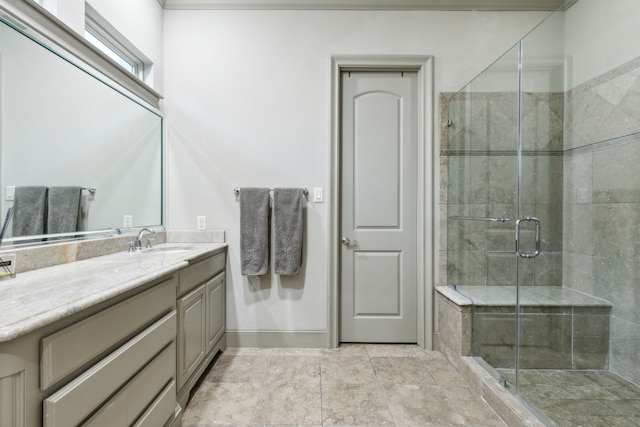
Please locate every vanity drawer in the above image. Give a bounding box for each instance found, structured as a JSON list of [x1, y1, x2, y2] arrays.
[[178, 251, 225, 296], [43, 311, 176, 427], [134, 380, 177, 427], [83, 341, 175, 426], [41, 276, 176, 390]]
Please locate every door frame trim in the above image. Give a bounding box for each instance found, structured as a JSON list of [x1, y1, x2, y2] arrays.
[[328, 55, 435, 349]]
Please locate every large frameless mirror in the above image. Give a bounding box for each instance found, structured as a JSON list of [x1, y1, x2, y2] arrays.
[[0, 10, 163, 247]]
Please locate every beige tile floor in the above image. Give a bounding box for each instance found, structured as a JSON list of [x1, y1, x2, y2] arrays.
[[182, 344, 507, 426]]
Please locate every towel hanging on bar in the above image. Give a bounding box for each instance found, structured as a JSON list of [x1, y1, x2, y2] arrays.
[[239, 188, 271, 275], [273, 188, 305, 275]]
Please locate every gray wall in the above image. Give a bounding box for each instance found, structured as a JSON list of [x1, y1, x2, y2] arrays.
[[563, 56, 640, 384], [442, 90, 564, 288]]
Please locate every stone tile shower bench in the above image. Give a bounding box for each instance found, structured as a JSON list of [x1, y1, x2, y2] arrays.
[[435, 286, 613, 426], [437, 286, 612, 370]]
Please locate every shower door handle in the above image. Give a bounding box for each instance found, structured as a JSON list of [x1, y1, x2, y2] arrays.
[[515, 216, 541, 258]]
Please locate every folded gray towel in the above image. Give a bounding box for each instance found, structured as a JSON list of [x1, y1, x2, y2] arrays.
[[47, 186, 83, 234], [12, 186, 48, 237], [240, 188, 271, 275], [273, 188, 305, 275]]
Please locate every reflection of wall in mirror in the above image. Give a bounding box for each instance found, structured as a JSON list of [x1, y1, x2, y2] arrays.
[[0, 21, 162, 239]]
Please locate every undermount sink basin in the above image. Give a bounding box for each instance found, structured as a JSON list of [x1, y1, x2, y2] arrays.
[[142, 246, 196, 254]]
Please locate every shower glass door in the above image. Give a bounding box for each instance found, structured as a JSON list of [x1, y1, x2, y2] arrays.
[[446, 44, 521, 378], [514, 12, 568, 414]]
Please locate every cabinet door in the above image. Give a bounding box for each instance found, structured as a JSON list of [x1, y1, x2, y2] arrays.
[[0, 354, 28, 427], [206, 272, 226, 353], [177, 285, 206, 390]]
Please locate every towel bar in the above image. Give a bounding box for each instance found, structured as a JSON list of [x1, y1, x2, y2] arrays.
[[233, 187, 308, 196], [9, 186, 96, 195]]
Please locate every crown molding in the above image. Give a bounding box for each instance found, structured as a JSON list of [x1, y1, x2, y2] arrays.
[[162, 0, 564, 11]]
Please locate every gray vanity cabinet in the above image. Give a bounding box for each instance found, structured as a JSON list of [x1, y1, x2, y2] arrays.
[[0, 274, 178, 427], [176, 271, 225, 388], [176, 250, 226, 410], [0, 246, 226, 427]]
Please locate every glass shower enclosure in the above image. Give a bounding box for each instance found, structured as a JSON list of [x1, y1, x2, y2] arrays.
[[444, 0, 640, 424]]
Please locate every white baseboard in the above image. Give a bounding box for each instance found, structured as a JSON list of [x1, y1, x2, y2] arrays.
[[226, 330, 329, 348]]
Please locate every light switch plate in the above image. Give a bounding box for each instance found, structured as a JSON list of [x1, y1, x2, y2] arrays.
[[6, 186, 15, 201], [313, 187, 324, 203]]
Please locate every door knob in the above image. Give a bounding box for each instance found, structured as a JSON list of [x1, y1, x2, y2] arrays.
[[341, 237, 358, 246]]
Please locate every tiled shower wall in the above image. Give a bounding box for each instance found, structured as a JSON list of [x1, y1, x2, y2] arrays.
[[441, 91, 564, 288], [440, 56, 640, 383], [563, 56, 640, 384]]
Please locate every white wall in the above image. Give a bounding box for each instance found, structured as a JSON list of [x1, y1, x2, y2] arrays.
[[53, 0, 85, 33], [564, 0, 640, 89], [163, 9, 548, 338]]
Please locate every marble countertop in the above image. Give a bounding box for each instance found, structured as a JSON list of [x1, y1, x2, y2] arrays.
[[0, 242, 227, 343]]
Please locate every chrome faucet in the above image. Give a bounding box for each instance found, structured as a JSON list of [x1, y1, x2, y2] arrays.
[[135, 227, 155, 250]]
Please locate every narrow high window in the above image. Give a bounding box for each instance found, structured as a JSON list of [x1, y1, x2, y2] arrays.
[[84, 3, 151, 81]]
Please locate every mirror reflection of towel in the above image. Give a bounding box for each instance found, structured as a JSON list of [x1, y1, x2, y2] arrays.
[[13, 186, 48, 237], [47, 186, 82, 234]]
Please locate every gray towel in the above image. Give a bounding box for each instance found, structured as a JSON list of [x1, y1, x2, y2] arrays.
[[240, 188, 271, 275], [273, 188, 305, 275], [12, 186, 48, 237], [47, 186, 83, 234]]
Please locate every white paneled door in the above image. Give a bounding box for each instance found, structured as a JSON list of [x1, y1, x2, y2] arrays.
[[340, 71, 418, 343]]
